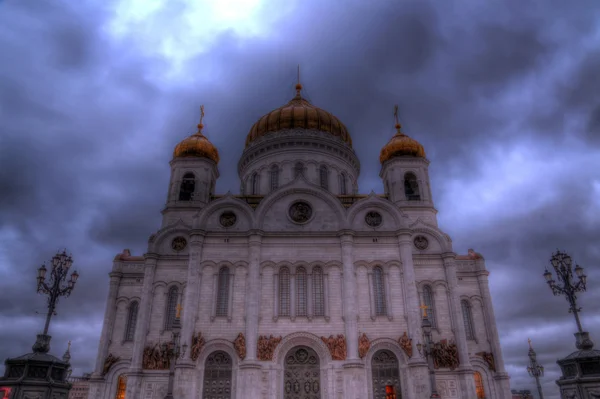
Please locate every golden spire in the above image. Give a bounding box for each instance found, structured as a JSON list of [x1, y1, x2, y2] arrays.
[[394, 104, 402, 133], [196, 105, 205, 134], [295, 64, 302, 97], [528, 338, 533, 350], [419, 302, 429, 318], [176, 304, 183, 319]]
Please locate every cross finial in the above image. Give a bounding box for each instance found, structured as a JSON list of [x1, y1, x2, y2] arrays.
[[67, 340, 71, 351], [197, 105, 205, 133], [528, 338, 533, 349], [176, 304, 183, 319], [295, 65, 303, 96], [419, 302, 429, 318], [394, 104, 402, 133]]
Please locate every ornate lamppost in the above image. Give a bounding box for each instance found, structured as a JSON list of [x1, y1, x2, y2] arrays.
[[417, 304, 441, 399], [543, 250, 591, 349], [526, 338, 544, 399], [164, 305, 188, 399]]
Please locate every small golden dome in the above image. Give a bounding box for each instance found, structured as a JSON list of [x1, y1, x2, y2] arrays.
[[245, 85, 352, 148], [173, 107, 220, 163], [379, 107, 425, 163]]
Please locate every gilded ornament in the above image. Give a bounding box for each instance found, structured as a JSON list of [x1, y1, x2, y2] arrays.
[[379, 105, 425, 163], [476, 351, 496, 372], [257, 335, 282, 361], [171, 236, 187, 252], [173, 105, 220, 163], [398, 332, 413, 359], [233, 333, 246, 360], [321, 334, 347, 361], [358, 333, 371, 359], [190, 332, 205, 362], [431, 339, 460, 370], [102, 353, 120, 375]]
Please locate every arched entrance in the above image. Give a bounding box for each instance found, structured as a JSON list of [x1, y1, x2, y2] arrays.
[[371, 350, 401, 399], [202, 351, 232, 399], [284, 346, 321, 399]]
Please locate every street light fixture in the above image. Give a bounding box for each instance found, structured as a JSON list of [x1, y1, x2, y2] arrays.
[[416, 304, 441, 399], [526, 338, 544, 399], [164, 305, 188, 399]]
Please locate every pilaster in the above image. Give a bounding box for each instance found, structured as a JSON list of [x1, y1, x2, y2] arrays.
[[340, 233, 359, 360], [180, 233, 205, 361], [92, 271, 122, 377], [245, 233, 262, 361]]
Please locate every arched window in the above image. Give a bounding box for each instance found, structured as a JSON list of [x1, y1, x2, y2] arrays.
[[339, 173, 347, 195], [124, 301, 138, 341], [296, 267, 307, 317], [251, 172, 259, 195], [404, 172, 420, 200], [279, 267, 290, 317], [474, 371, 485, 399], [165, 286, 178, 330], [216, 267, 230, 317], [312, 266, 325, 317], [294, 162, 304, 178], [319, 165, 328, 189], [373, 267, 387, 316], [422, 285, 436, 328], [179, 173, 195, 201], [114, 374, 127, 399], [462, 300, 475, 340], [270, 165, 279, 192]]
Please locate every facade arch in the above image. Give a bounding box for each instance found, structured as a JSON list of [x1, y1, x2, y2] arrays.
[[102, 360, 130, 399], [273, 332, 332, 366], [364, 339, 410, 399], [196, 340, 238, 399], [194, 195, 255, 229], [470, 357, 496, 399], [346, 196, 409, 228]]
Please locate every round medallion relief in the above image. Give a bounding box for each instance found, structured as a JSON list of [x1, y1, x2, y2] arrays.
[[171, 236, 187, 252], [413, 235, 429, 250], [288, 201, 313, 224], [365, 211, 382, 227], [219, 211, 237, 227]]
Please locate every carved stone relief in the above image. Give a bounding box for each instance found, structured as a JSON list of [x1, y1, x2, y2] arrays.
[[413, 235, 429, 250], [190, 332, 205, 362], [288, 201, 312, 224], [475, 351, 496, 372], [102, 353, 120, 375], [321, 334, 347, 361], [358, 333, 370, 359], [220, 211, 237, 227], [398, 332, 412, 359], [142, 343, 170, 370], [257, 335, 282, 361], [364, 211, 382, 227], [432, 340, 459, 370], [234, 332, 246, 360], [171, 236, 187, 252]]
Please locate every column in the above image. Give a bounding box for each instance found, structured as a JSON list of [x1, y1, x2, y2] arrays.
[[126, 254, 157, 399], [244, 233, 262, 361], [397, 232, 424, 362], [442, 254, 476, 399], [92, 271, 122, 377], [340, 233, 359, 360]]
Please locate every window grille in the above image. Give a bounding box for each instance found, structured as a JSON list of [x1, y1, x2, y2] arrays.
[[124, 301, 138, 341], [462, 300, 475, 340], [279, 268, 290, 317], [319, 165, 328, 189], [423, 285, 436, 328], [216, 267, 230, 317], [270, 166, 279, 191], [296, 268, 307, 316], [165, 286, 178, 330], [474, 371, 485, 398], [115, 375, 127, 399], [251, 173, 259, 195], [340, 173, 347, 195], [373, 267, 386, 316], [179, 173, 195, 201], [312, 267, 325, 316], [294, 162, 304, 178]]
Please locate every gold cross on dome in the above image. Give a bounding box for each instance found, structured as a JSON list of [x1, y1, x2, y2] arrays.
[[176, 304, 183, 319], [394, 104, 399, 125], [419, 303, 429, 318], [528, 338, 532, 349], [67, 340, 71, 351]]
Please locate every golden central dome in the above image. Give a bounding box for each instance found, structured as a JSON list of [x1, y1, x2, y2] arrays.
[[245, 84, 352, 148], [379, 122, 426, 163], [173, 123, 220, 164]]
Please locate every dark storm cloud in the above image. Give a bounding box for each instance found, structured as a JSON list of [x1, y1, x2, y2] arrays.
[[1, 1, 600, 397]]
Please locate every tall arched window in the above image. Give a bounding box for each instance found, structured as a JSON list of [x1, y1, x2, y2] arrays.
[[422, 285, 436, 328], [474, 371, 485, 399], [251, 172, 259, 195], [404, 172, 420, 200], [319, 165, 328, 189], [179, 173, 195, 201], [294, 162, 304, 178], [270, 165, 279, 192], [124, 301, 138, 341], [165, 286, 178, 330], [296, 267, 307, 317], [373, 267, 387, 316], [462, 300, 475, 340], [216, 267, 230, 317], [339, 173, 347, 195], [279, 267, 290, 317], [312, 266, 325, 317], [114, 374, 127, 399]]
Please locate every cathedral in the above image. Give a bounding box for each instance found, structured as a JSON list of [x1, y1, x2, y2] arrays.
[[87, 82, 512, 399]]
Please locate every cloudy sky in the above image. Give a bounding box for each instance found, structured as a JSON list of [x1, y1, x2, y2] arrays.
[[1, 0, 599, 397]]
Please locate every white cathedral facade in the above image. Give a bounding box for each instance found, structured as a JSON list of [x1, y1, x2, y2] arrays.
[[87, 84, 512, 399]]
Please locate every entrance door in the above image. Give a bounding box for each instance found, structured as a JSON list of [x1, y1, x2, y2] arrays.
[[202, 351, 232, 399], [371, 350, 401, 399], [284, 346, 321, 399]]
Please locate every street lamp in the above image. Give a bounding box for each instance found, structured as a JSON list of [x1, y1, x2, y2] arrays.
[[164, 305, 188, 399], [526, 338, 544, 399], [416, 304, 441, 399], [34, 250, 79, 353], [543, 250, 593, 349]]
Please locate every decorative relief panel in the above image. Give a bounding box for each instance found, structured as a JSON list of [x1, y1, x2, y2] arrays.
[[288, 201, 313, 224], [437, 379, 458, 398], [233, 333, 246, 360], [432, 340, 459, 370], [358, 333, 370, 359], [413, 235, 429, 250], [257, 335, 282, 361], [321, 334, 347, 361], [398, 332, 412, 359], [364, 211, 382, 227], [142, 343, 170, 370], [171, 236, 187, 252], [475, 351, 496, 372], [190, 332, 205, 362], [102, 353, 120, 375], [220, 211, 237, 227]]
